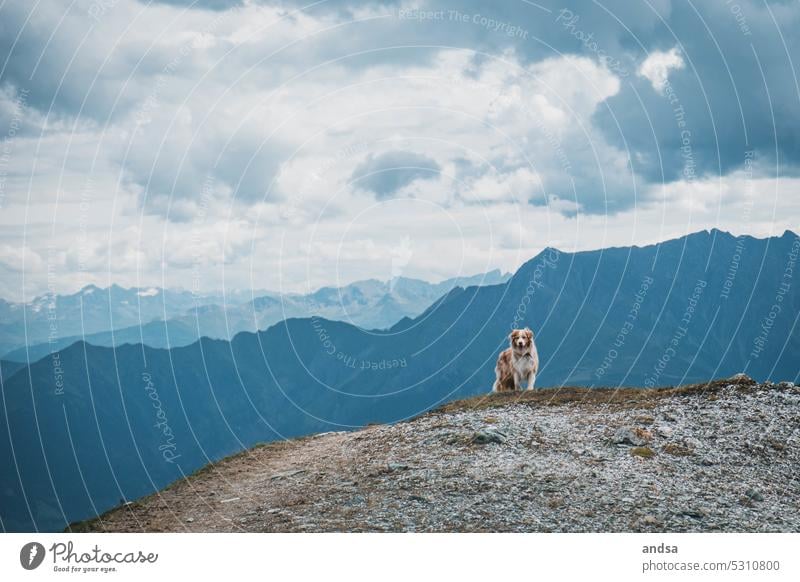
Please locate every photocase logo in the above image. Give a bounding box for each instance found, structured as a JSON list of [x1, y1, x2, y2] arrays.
[[19, 542, 46, 570]]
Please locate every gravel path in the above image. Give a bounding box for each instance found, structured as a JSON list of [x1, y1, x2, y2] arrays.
[[74, 376, 800, 532]]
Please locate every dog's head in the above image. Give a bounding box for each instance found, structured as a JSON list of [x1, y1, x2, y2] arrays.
[[510, 328, 534, 351]]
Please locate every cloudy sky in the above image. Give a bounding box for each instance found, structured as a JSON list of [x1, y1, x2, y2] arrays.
[[0, 0, 798, 300]]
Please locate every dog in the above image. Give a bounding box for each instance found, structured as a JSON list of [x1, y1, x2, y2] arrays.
[[492, 328, 539, 392]]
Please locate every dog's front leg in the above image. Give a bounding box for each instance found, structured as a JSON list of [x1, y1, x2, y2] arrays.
[[526, 373, 536, 391], [513, 372, 522, 391]]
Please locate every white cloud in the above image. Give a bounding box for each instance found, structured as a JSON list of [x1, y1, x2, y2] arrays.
[[3, 2, 796, 301], [460, 167, 543, 204], [0, 245, 44, 272], [0, 42, 631, 297], [637, 46, 685, 93]]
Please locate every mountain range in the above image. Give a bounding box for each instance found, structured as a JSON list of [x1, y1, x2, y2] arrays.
[[0, 229, 797, 532], [0, 285, 216, 358], [0, 271, 510, 364]]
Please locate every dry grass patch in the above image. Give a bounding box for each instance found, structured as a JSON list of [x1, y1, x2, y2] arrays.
[[437, 376, 758, 415], [631, 447, 656, 458], [663, 443, 694, 456]]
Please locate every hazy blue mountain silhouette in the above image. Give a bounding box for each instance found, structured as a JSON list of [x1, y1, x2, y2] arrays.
[[1, 229, 797, 532], [0, 285, 224, 358], [1, 271, 510, 362]]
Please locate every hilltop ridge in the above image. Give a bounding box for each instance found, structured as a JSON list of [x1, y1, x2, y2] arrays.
[[73, 375, 800, 533]]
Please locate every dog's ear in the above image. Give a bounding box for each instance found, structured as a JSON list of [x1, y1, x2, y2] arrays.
[[509, 330, 517, 341], [525, 328, 534, 338]]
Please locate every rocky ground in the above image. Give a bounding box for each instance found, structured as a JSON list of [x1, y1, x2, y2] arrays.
[[74, 375, 800, 532]]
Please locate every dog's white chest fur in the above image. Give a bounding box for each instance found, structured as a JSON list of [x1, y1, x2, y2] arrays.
[[513, 353, 536, 376]]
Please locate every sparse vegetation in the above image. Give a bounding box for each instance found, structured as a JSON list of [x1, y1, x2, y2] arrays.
[[663, 443, 693, 456], [436, 375, 758, 415]]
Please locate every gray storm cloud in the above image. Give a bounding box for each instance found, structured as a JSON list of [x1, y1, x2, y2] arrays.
[[350, 150, 441, 199]]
